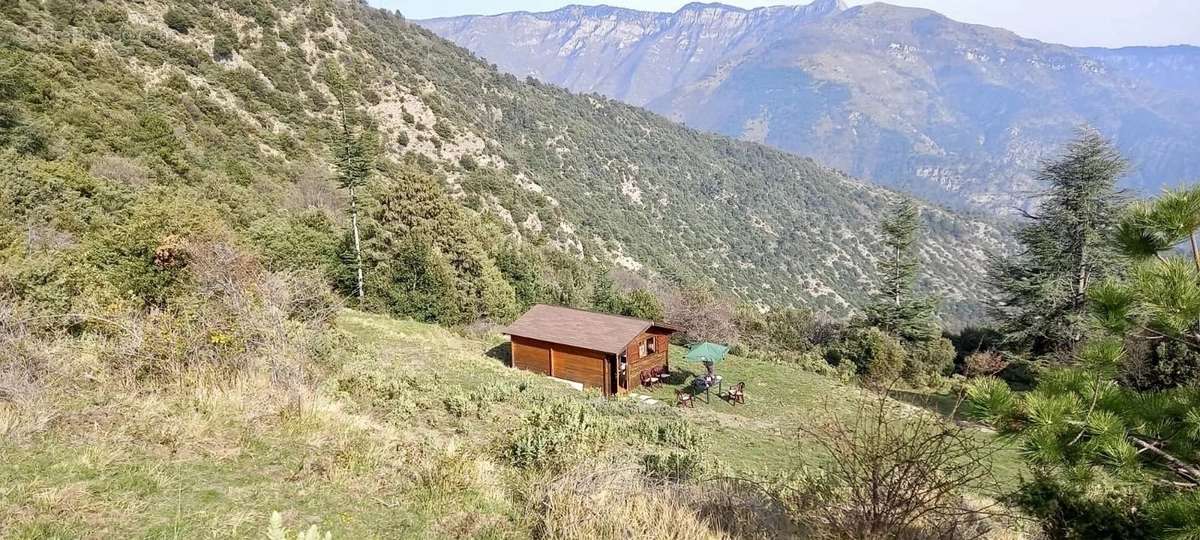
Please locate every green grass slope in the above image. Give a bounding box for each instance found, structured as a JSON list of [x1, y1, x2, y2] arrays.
[[1, 310, 1021, 537]]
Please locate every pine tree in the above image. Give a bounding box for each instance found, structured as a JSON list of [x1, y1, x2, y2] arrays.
[[327, 65, 375, 304], [971, 185, 1200, 539], [368, 232, 467, 324], [967, 341, 1200, 538], [1093, 185, 1200, 388], [865, 198, 936, 341], [493, 241, 546, 311], [359, 163, 517, 322], [990, 127, 1127, 357]]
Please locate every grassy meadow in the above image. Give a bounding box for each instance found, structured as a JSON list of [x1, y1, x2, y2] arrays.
[[2, 309, 1024, 538]]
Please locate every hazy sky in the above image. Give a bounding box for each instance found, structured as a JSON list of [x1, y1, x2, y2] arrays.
[[377, 0, 1200, 48]]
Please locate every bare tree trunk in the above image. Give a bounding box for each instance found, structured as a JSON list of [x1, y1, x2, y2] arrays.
[[350, 186, 364, 303], [1191, 232, 1200, 273], [893, 246, 901, 307], [1131, 436, 1200, 484]]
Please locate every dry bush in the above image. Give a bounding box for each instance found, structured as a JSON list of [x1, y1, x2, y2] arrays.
[[525, 465, 809, 540], [283, 163, 345, 221], [962, 351, 1008, 379], [682, 477, 804, 539], [787, 392, 1013, 540], [88, 155, 151, 187], [20, 222, 76, 252], [663, 286, 739, 344], [0, 299, 58, 440], [100, 239, 341, 383], [527, 466, 727, 540]]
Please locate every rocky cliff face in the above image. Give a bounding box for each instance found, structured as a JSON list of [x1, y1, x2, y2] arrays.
[[421, 1, 1200, 212]]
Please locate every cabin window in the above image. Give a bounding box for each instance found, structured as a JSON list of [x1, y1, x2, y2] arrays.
[[639, 336, 656, 357]]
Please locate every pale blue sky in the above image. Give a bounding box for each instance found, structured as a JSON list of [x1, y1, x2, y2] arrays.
[[376, 0, 1200, 48]]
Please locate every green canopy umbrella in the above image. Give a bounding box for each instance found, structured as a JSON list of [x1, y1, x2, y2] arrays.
[[685, 342, 729, 363], [686, 342, 729, 377]]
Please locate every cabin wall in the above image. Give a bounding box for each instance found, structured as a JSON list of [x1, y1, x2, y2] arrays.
[[551, 343, 608, 390], [627, 328, 671, 388], [511, 336, 551, 375], [509, 336, 608, 392]]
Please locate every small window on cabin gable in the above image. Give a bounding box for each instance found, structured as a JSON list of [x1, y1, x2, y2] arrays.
[[645, 336, 656, 355], [639, 339, 648, 357]]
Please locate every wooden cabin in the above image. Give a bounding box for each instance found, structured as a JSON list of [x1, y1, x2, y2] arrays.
[[503, 304, 677, 396]]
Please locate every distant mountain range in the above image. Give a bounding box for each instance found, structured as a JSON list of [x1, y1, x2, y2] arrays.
[[420, 1, 1200, 211]]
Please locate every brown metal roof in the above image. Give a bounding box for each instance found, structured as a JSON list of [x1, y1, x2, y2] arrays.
[[503, 304, 675, 355]]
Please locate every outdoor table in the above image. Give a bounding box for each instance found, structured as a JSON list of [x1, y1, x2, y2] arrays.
[[691, 375, 723, 403], [684, 342, 729, 404]]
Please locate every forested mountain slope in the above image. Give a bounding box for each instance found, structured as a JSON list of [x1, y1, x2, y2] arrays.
[[422, 1, 1200, 212], [0, 0, 1006, 323]]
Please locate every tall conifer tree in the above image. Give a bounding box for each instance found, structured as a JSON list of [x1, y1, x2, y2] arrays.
[[866, 198, 937, 341], [328, 65, 375, 304], [990, 128, 1127, 356]]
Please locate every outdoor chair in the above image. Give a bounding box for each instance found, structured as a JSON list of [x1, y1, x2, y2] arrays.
[[676, 388, 694, 408], [640, 370, 660, 388], [724, 382, 746, 405]]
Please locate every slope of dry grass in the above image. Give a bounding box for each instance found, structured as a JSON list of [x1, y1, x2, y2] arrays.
[[1, 310, 1026, 538]]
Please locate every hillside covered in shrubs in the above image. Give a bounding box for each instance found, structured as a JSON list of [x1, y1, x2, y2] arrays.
[[0, 0, 1008, 326]]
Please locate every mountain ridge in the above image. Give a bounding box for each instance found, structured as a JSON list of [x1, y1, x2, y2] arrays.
[[419, 1, 1200, 212]]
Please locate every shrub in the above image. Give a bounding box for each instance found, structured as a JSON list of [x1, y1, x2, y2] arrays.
[[508, 400, 614, 471], [212, 30, 238, 61], [93, 5, 127, 27], [162, 8, 193, 34], [0, 107, 49, 157], [997, 358, 1038, 390], [620, 289, 664, 321], [639, 418, 700, 450], [442, 393, 475, 418], [247, 212, 341, 275], [962, 350, 1008, 378], [826, 327, 907, 383], [458, 154, 478, 171], [902, 336, 955, 385], [433, 121, 453, 140], [96, 238, 339, 381], [364, 232, 469, 324], [1011, 473, 1151, 540], [789, 393, 1007, 539], [641, 451, 708, 481], [775, 350, 838, 377], [334, 358, 425, 419], [751, 307, 842, 353], [359, 164, 519, 322], [1119, 339, 1200, 390]]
